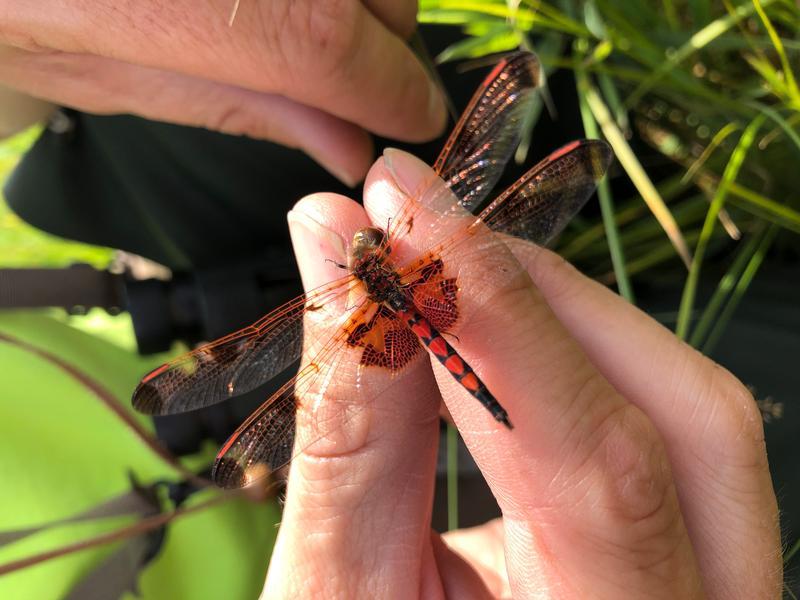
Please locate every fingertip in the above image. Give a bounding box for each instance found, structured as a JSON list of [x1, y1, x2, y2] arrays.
[[393, 72, 448, 142], [381, 147, 435, 196], [288, 193, 367, 290], [362, 0, 419, 40], [306, 129, 374, 188]]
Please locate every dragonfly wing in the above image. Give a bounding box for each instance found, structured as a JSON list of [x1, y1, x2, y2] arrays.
[[394, 141, 612, 363], [212, 378, 302, 489], [212, 297, 427, 489], [434, 51, 541, 212], [384, 51, 541, 251], [480, 139, 613, 245], [401, 255, 459, 333], [132, 275, 357, 415]]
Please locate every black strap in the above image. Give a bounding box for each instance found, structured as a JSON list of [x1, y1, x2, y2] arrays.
[[0, 264, 125, 312]]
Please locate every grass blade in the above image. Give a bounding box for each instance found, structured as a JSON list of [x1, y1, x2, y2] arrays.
[[752, 0, 800, 104], [582, 75, 693, 268], [689, 225, 767, 348], [683, 122, 741, 184], [447, 423, 459, 531], [626, 0, 777, 106], [575, 64, 635, 302], [676, 113, 766, 339], [749, 101, 800, 156], [701, 224, 778, 354]]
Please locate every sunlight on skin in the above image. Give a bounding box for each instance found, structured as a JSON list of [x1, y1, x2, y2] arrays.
[[261, 150, 781, 599]]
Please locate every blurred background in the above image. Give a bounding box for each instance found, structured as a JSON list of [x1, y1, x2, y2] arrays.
[[1, 1, 798, 598]]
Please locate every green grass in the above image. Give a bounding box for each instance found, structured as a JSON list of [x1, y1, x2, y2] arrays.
[[420, 0, 799, 340]]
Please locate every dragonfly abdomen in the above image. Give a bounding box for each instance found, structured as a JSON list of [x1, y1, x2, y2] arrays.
[[398, 309, 512, 429]]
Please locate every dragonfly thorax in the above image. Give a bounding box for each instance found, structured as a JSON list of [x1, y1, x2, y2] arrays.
[[349, 226, 407, 311]]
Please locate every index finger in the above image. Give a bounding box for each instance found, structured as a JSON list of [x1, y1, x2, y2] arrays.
[[1, 0, 446, 143], [365, 149, 703, 598]]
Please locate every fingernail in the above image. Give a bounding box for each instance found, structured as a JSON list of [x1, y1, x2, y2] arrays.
[[383, 147, 433, 197], [287, 206, 348, 290]]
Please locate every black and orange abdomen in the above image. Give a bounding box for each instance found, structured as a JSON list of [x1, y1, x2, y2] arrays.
[[398, 308, 512, 429]]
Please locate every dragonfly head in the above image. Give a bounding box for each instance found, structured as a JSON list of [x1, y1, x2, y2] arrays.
[[349, 226, 388, 267]]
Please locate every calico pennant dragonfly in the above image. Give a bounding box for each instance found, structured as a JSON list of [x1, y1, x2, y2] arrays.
[[132, 51, 613, 489]]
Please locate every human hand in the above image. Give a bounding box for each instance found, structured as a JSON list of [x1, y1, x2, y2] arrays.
[[266, 149, 781, 598], [0, 1, 445, 185]]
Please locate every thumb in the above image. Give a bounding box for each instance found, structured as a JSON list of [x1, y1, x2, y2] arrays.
[[263, 190, 440, 598]]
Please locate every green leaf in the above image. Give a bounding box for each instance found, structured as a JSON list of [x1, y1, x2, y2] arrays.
[[435, 25, 522, 63], [0, 312, 279, 599]]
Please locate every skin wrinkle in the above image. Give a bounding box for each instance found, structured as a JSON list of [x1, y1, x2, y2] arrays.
[[82, 2, 163, 63], [243, 1, 289, 94], [515, 244, 779, 598], [503, 517, 560, 599], [534, 401, 701, 595], [711, 367, 766, 455], [682, 360, 766, 473], [580, 519, 699, 599], [283, 0, 365, 103], [294, 526, 378, 598], [678, 454, 773, 596]]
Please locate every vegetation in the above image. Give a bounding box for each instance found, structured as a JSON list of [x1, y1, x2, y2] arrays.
[[1, 0, 798, 596], [421, 0, 800, 350]]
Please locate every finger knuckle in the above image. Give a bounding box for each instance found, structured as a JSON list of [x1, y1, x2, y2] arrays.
[[205, 103, 259, 137], [519, 242, 582, 305], [555, 397, 693, 581], [591, 402, 677, 531], [307, 0, 360, 55], [702, 361, 767, 470], [278, 0, 362, 83]]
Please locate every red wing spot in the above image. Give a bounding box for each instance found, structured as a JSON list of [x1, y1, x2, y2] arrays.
[[143, 363, 170, 383], [428, 336, 448, 357], [444, 354, 465, 376], [461, 372, 480, 392], [547, 140, 582, 162], [346, 322, 370, 347], [481, 59, 507, 87]]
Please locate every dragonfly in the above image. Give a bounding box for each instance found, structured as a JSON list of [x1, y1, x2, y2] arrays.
[[132, 51, 613, 489]]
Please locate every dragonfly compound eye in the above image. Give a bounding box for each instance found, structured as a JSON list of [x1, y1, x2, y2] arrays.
[[350, 227, 386, 263]]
